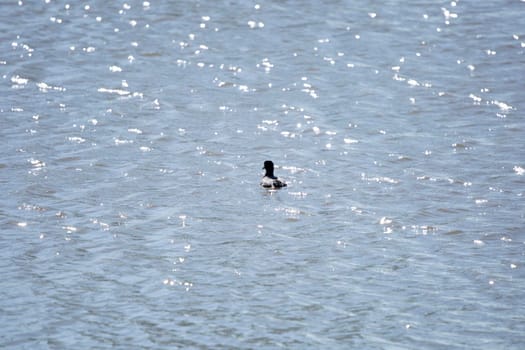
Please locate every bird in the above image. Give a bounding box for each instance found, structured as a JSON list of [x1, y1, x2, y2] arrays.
[[261, 160, 287, 188]]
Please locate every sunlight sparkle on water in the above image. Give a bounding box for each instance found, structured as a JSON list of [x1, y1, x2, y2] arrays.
[[1, 1, 523, 348]]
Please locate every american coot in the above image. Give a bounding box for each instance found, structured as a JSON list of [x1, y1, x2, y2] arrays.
[[261, 160, 287, 188]]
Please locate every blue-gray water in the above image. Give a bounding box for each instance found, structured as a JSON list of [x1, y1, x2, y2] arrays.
[[1, 1, 524, 349]]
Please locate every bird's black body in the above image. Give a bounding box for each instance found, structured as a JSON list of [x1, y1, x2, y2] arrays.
[[261, 160, 287, 188]]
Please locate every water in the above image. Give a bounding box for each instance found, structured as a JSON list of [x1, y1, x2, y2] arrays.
[[1, 1, 524, 348]]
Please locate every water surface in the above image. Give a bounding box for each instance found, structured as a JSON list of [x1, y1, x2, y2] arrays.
[[1, 1, 524, 349]]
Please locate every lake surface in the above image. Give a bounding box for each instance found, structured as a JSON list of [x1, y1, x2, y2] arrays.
[[1, 1, 524, 348]]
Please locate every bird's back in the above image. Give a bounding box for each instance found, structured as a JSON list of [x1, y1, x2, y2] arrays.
[[261, 176, 287, 188]]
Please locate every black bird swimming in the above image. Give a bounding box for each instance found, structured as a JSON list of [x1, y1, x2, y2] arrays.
[[261, 160, 287, 188]]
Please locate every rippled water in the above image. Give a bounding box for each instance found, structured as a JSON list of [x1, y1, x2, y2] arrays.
[[1, 1, 524, 348]]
